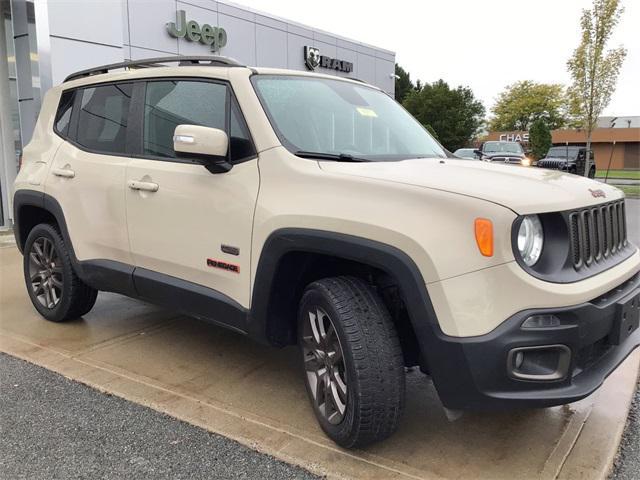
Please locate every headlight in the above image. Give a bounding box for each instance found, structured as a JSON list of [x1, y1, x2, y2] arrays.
[[521, 157, 532, 167], [517, 215, 544, 266]]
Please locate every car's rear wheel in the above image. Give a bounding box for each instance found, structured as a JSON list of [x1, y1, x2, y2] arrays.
[[23, 223, 97, 322], [298, 276, 405, 448]]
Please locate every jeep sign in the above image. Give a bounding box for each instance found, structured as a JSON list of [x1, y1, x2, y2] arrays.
[[304, 46, 353, 73], [166, 10, 227, 52]]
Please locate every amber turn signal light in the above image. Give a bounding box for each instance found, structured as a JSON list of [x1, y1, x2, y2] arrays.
[[474, 218, 494, 257]]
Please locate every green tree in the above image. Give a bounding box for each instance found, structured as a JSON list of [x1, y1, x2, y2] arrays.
[[567, 0, 627, 176], [528, 119, 552, 160], [489, 81, 568, 131], [394, 64, 414, 103], [403, 79, 484, 151]]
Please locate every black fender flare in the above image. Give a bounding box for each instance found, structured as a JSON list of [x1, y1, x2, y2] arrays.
[[12, 189, 136, 296], [248, 228, 488, 406], [248, 228, 440, 342]]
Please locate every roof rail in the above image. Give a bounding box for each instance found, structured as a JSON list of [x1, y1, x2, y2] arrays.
[[63, 56, 245, 83]]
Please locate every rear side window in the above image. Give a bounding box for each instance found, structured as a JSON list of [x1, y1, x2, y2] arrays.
[[143, 80, 255, 162], [76, 83, 133, 155], [54, 90, 75, 138]]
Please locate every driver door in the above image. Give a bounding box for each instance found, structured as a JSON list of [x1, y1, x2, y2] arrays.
[[125, 79, 259, 316]]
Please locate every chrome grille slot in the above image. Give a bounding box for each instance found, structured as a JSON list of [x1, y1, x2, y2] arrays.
[[569, 200, 627, 269]]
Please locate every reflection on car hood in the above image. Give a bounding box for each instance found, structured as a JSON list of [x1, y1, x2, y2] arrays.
[[319, 157, 623, 214]]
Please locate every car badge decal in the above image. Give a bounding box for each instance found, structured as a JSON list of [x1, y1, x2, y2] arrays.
[[589, 188, 606, 198]]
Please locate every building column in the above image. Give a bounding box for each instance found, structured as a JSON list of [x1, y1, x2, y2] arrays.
[[0, 8, 17, 226]]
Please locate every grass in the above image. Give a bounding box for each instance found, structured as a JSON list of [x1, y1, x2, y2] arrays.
[[596, 169, 640, 180], [618, 185, 640, 198]]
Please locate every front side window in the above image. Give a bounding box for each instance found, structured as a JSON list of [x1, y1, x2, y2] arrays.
[[76, 83, 132, 154], [142, 80, 254, 162], [143, 81, 226, 158], [251, 75, 446, 161]]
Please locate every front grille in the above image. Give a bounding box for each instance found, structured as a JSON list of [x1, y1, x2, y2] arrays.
[[491, 156, 521, 163], [569, 200, 627, 269], [539, 160, 568, 170]]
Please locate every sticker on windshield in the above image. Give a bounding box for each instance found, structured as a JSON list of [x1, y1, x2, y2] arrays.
[[356, 107, 378, 118]]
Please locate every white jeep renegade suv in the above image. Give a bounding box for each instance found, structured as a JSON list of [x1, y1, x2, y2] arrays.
[[13, 56, 640, 448]]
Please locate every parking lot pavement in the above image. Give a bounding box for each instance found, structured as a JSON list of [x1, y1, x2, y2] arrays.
[[0, 352, 318, 480], [611, 384, 640, 480]]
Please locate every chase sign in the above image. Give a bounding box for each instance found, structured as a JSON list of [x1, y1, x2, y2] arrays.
[[166, 10, 227, 52]]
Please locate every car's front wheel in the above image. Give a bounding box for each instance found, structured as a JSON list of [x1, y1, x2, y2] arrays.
[[298, 276, 405, 448], [23, 223, 98, 322]]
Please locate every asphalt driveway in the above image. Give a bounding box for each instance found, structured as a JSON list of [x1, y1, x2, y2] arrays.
[[0, 352, 318, 480]]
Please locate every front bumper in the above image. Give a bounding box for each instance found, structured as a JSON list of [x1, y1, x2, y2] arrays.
[[427, 272, 640, 410]]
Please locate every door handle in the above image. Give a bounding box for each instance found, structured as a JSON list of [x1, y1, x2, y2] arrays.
[[52, 168, 75, 178], [128, 180, 159, 192]]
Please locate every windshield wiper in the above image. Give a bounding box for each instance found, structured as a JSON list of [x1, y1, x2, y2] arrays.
[[294, 150, 368, 162]]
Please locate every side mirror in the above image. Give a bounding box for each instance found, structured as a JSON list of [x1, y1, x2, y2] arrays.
[[473, 149, 483, 158], [173, 125, 231, 174]]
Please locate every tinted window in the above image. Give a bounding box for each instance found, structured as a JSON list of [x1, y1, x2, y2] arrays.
[[76, 83, 132, 154], [54, 90, 75, 137], [143, 81, 227, 158]]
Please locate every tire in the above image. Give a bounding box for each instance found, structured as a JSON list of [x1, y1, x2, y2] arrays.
[[298, 276, 405, 448], [588, 167, 596, 179], [23, 223, 98, 322]]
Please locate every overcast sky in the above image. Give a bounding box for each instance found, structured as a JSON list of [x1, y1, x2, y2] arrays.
[[236, 0, 639, 117]]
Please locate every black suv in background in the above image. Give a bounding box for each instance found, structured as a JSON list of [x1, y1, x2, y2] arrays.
[[537, 145, 596, 178]]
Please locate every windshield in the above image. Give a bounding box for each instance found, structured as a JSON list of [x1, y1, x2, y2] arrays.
[[251, 75, 447, 161], [546, 147, 578, 160], [483, 142, 523, 154]]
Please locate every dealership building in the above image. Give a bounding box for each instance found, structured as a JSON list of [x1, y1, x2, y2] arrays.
[[0, 0, 396, 226]]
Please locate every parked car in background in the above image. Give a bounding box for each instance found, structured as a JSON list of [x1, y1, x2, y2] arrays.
[[475, 141, 532, 166], [537, 145, 596, 178], [453, 148, 480, 160]]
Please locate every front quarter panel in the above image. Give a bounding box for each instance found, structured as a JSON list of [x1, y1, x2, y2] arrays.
[[251, 148, 518, 290]]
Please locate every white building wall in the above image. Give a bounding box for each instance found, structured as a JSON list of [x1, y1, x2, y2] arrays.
[[43, 0, 395, 94]]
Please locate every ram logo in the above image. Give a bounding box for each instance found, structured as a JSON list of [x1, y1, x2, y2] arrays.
[[304, 46, 321, 70]]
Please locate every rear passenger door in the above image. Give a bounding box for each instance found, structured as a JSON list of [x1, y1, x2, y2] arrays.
[[125, 79, 259, 315], [46, 83, 133, 266]]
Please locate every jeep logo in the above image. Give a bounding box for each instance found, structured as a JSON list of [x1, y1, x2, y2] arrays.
[[303, 46, 353, 73], [589, 188, 606, 198], [166, 10, 227, 52]]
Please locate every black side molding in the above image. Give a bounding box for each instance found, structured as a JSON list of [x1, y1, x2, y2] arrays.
[[134, 267, 248, 334]]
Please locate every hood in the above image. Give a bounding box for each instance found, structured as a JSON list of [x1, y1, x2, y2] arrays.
[[319, 158, 623, 214]]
